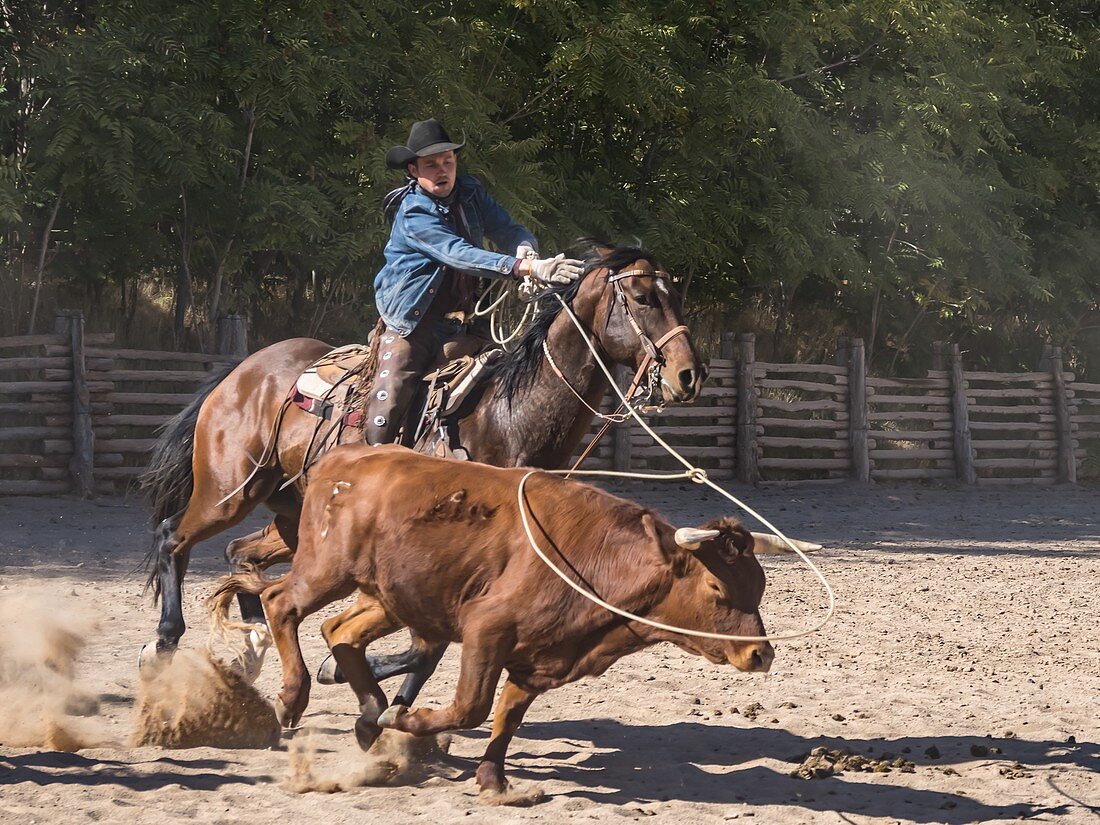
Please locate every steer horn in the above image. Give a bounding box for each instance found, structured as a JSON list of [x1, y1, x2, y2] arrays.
[[750, 532, 823, 555], [674, 527, 721, 549]]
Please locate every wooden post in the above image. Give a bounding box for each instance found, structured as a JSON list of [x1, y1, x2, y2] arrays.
[[55, 309, 94, 498], [1048, 345, 1077, 484], [1037, 343, 1053, 372], [948, 344, 976, 484], [736, 333, 758, 484], [612, 364, 632, 472], [216, 314, 249, 358], [848, 338, 870, 482]]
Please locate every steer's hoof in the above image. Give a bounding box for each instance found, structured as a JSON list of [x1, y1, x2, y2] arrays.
[[475, 762, 508, 794], [137, 642, 173, 680], [316, 654, 345, 685], [274, 697, 301, 730], [376, 703, 407, 729]]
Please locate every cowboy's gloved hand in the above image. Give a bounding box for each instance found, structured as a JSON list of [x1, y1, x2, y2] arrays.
[[515, 243, 538, 261], [528, 253, 585, 285]]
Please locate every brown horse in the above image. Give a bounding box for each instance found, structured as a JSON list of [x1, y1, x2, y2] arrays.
[[140, 244, 707, 685]]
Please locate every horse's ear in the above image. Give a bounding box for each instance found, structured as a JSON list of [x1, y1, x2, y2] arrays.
[[594, 244, 615, 259]]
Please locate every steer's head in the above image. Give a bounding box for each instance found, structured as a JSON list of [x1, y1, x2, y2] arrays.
[[652, 517, 773, 673]]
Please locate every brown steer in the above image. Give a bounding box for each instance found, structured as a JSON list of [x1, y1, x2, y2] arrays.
[[211, 444, 774, 793]]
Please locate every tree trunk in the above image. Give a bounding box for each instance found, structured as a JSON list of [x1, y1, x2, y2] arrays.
[[174, 187, 194, 348], [26, 187, 64, 334]]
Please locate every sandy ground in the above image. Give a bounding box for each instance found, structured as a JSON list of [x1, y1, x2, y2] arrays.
[[0, 482, 1097, 825]]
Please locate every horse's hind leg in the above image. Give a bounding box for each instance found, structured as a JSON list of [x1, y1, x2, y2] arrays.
[[221, 516, 298, 681], [140, 478, 275, 676]]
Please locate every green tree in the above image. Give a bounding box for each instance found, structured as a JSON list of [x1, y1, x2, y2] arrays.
[[1, 0, 1096, 375]]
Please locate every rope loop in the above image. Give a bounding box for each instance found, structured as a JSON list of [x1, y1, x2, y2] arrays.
[[523, 292, 837, 644]]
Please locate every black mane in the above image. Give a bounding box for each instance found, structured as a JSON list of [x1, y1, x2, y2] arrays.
[[491, 241, 659, 403]]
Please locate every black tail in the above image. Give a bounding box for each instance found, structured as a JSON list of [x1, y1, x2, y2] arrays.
[[139, 363, 234, 596]]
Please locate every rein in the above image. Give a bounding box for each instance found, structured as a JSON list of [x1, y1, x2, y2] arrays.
[[541, 264, 689, 470]]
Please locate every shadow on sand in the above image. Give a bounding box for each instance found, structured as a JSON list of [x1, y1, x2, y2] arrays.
[[0, 750, 271, 792], [496, 719, 1093, 823]]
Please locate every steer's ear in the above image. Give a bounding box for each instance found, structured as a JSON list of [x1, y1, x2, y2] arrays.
[[646, 513, 685, 568], [716, 523, 755, 564], [694, 517, 755, 564]]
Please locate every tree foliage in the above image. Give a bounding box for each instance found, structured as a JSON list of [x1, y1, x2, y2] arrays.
[[1, 0, 1097, 373]]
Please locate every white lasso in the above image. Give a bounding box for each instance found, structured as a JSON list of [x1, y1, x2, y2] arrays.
[[513, 293, 836, 643]]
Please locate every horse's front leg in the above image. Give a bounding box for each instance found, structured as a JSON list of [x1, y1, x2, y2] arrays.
[[318, 623, 449, 695]]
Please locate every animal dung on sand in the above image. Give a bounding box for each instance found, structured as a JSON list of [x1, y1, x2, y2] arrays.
[[132, 650, 280, 749]]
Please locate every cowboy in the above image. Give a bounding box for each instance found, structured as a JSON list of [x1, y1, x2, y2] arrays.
[[364, 118, 585, 446]]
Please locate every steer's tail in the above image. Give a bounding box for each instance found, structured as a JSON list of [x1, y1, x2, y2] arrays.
[[207, 567, 286, 649]]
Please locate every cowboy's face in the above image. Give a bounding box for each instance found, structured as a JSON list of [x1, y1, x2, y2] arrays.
[[408, 150, 457, 199]]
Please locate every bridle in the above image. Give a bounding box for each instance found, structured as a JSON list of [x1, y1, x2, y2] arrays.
[[542, 264, 692, 460], [606, 268, 689, 368]]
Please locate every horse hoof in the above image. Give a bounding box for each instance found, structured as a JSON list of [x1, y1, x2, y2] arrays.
[[354, 717, 382, 751], [137, 642, 173, 679], [376, 703, 407, 729], [274, 697, 300, 729], [316, 654, 346, 685]]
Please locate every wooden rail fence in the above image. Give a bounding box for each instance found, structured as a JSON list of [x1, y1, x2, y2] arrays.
[[1, 311, 245, 496], [571, 334, 1090, 485], [0, 314, 1092, 495]]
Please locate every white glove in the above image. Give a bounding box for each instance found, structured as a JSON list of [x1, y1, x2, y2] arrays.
[[515, 243, 538, 261], [528, 253, 585, 285]]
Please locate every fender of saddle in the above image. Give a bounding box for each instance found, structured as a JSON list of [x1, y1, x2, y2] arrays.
[[422, 348, 503, 417]]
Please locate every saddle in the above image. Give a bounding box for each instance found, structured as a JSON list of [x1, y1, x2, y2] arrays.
[[292, 343, 375, 427], [411, 348, 502, 460], [291, 338, 500, 463]]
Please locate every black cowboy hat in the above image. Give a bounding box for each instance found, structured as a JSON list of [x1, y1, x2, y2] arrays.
[[385, 118, 465, 169]]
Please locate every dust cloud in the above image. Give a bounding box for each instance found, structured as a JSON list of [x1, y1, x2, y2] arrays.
[[132, 649, 281, 749], [0, 590, 108, 751], [285, 728, 454, 792]]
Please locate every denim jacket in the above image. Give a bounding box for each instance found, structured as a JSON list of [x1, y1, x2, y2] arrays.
[[374, 174, 537, 335]]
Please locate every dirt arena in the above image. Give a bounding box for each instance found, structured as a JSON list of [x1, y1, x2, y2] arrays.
[[0, 482, 1097, 824]]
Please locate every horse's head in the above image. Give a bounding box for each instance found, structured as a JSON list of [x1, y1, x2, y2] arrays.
[[573, 244, 707, 403]]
